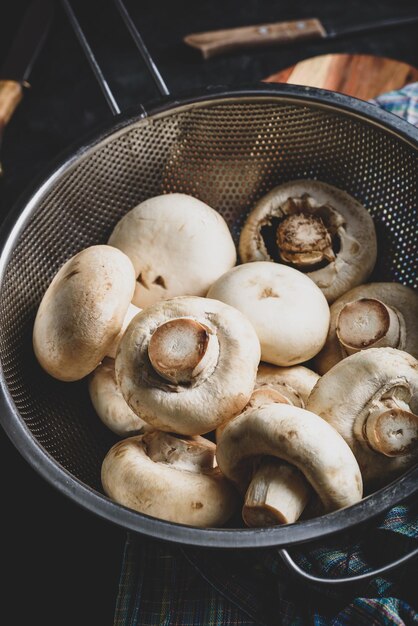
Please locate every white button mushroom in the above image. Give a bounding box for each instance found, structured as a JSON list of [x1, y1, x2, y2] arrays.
[[108, 193, 237, 308], [216, 366, 320, 526], [215, 387, 312, 527], [101, 431, 238, 527], [216, 402, 363, 527], [315, 282, 418, 374], [89, 358, 151, 436], [115, 296, 261, 435], [107, 302, 141, 360], [256, 363, 320, 408], [207, 262, 330, 366], [307, 347, 418, 487], [33, 245, 137, 381], [239, 180, 377, 303]]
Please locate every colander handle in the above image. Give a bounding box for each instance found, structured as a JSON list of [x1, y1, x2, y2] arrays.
[[278, 543, 418, 585], [60, 0, 170, 116]]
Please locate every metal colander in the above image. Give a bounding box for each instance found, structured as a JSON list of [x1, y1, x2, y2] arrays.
[[0, 86, 417, 555]]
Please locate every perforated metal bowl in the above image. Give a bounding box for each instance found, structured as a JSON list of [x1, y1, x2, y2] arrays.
[[0, 85, 417, 552]]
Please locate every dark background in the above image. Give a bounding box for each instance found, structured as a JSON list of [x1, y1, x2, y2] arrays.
[[1, 1, 418, 624]]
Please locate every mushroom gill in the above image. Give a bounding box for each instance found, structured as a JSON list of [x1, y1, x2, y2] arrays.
[[239, 180, 377, 303], [262, 194, 342, 270]]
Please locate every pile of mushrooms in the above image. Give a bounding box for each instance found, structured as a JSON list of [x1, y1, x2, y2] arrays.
[[32, 185, 418, 529]]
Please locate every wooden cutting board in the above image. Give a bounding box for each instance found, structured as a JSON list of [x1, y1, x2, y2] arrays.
[[264, 53, 418, 100]]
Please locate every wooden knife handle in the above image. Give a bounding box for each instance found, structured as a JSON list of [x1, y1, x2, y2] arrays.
[[184, 19, 326, 59], [0, 80, 23, 129], [0, 80, 23, 175]]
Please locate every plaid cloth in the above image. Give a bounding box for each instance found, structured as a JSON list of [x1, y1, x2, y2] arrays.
[[114, 86, 418, 625], [115, 503, 418, 625], [371, 82, 418, 126]]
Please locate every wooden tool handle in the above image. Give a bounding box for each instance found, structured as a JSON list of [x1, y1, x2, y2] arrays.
[[0, 80, 23, 129], [0, 80, 23, 175], [184, 19, 326, 59]]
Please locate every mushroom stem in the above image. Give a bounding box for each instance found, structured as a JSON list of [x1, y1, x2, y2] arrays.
[[148, 317, 219, 384], [241, 387, 311, 527], [276, 212, 335, 268], [144, 431, 215, 472], [336, 298, 402, 355], [364, 398, 418, 457], [242, 458, 311, 527], [108, 303, 141, 359]]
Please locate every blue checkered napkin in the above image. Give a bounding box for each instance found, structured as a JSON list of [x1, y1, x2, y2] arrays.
[[115, 501, 418, 626], [371, 82, 418, 125], [261, 502, 418, 625]]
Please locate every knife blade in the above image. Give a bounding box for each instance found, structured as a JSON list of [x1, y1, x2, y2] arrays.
[[0, 0, 54, 175], [184, 15, 418, 60]]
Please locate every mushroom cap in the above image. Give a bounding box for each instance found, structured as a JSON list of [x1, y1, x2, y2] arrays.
[[115, 296, 261, 435], [33, 245, 135, 381], [239, 180, 377, 303], [216, 403, 363, 512], [307, 347, 418, 486], [101, 432, 238, 527], [108, 193, 237, 308], [315, 282, 418, 374], [256, 363, 320, 407], [107, 303, 141, 360], [207, 262, 330, 366], [89, 358, 151, 437]]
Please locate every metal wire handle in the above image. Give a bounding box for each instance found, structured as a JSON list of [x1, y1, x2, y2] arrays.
[[60, 0, 121, 114], [113, 0, 169, 97], [60, 0, 170, 115], [279, 544, 418, 585]]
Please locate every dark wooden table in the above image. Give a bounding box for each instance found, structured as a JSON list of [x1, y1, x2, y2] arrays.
[[1, 1, 417, 624]]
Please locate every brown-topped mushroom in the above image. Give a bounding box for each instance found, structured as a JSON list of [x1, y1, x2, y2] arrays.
[[239, 180, 377, 303], [315, 282, 418, 374], [108, 193, 237, 308], [207, 262, 330, 366], [216, 401, 363, 527], [102, 431, 238, 527], [307, 348, 418, 488], [89, 358, 151, 436], [33, 245, 137, 381], [115, 296, 261, 435]]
